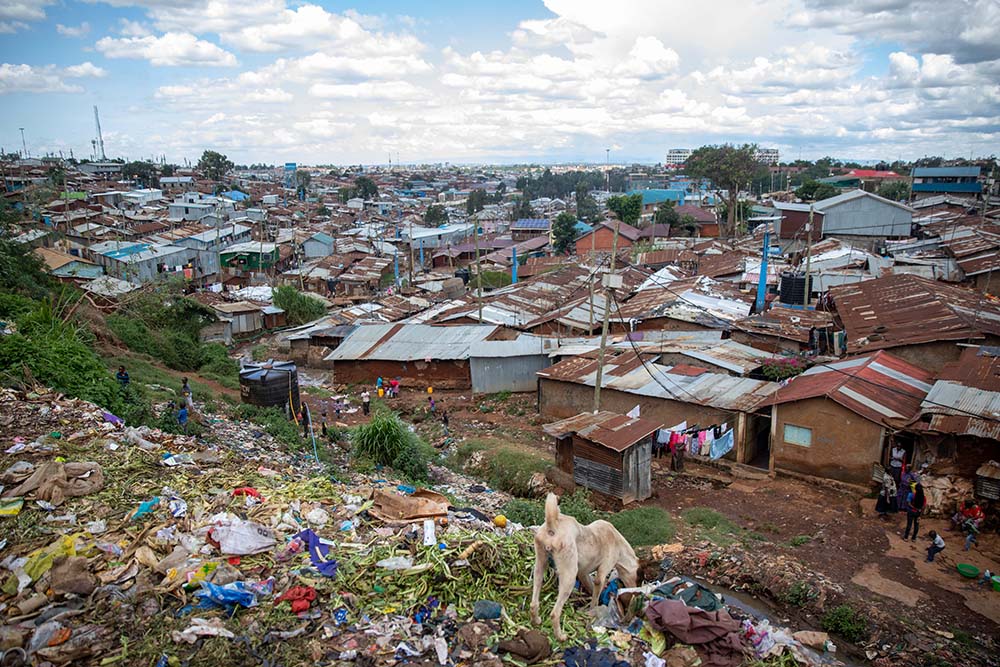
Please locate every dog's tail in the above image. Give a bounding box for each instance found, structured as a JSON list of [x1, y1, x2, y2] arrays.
[[544, 492, 560, 527]]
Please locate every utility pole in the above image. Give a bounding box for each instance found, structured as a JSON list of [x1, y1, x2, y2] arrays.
[[588, 227, 596, 331], [803, 204, 814, 306], [408, 217, 414, 287], [593, 221, 620, 412], [474, 219, 483, 321]]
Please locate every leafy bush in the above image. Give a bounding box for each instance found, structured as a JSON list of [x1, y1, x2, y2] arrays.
[[273, 285, 326, 325], [760, 356, 809, 381], [789, 535, 811, 547], [502, 498, 545, 526], [558, 488, 600, 524], [780, 581, 818, 607], [251, 344, 269, 361], [236, 404, 302, 447], [821, 604, 869, 643], [352, 408, 432, 481], [609, 507, 675, 546], [0, 292, 37, 320]]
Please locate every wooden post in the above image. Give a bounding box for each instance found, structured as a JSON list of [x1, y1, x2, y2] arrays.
[[593, 221, 620, 412]]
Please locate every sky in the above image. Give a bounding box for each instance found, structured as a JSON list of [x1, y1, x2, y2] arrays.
[[0, 0, 998, 166]]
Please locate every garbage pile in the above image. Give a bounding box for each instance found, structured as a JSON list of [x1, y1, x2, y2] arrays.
[[0, 387, 871, 665]]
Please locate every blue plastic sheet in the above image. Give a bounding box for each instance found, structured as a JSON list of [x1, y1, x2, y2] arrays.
[[191, 579, 274, 614], [293, 529, 339, 577]]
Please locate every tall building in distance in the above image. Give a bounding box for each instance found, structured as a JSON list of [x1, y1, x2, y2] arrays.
[[665, 148, 693, 165], [755, 147, 780, 165], [666, 146, 780, 166]]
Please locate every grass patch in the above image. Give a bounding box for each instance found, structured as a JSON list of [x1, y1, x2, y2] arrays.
[[609, 507, 674, 546], [682, 507, 740, 546], [821, 604, 869, 643], [779, 581, 817, 607], [351, 407, 437, 482], [500, 492, 675, 546], [789, 535, 812, 547], [251, 344, 269, 361], [682, 507, 736, 532], [235, 404, 303, 448], [453, 439, 549, 497]]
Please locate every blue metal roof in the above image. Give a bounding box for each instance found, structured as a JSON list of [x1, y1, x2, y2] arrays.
[[628, 189, 686, 205], [912, 166, 981, 178], [222, 190, 250, 201], [512, 218, 551, 229], [912, 182, 982, 193], [309, 232, 335, 245]]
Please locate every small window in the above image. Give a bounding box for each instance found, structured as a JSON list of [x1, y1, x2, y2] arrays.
[[783, 424, 812, 447]]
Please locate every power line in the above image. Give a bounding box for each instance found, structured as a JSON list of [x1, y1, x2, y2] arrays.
[[614, 255, 1000, 424]]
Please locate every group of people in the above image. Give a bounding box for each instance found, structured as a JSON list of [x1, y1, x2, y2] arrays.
[[877, 444, 988, 563], [117, 366, 195, 433], [374, 376, 401, 399]]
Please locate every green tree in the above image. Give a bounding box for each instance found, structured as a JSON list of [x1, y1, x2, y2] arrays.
[[122, 161, 157, 187], [575, 185, 601, 223], [273, 285, 327, 325], [675, 214, 699, 237], [316, 204, 331, 216], [513, 198, 535, 220], [877, 180, 910, 202], [653, 200, 679, 227], [295, 169, 311, 190], [0, 202, 49, 297], [552, 211, 579, 254], [355, 176, 378, 199], [607, 193, 642, 226], [46, 166, 66, 188], [795, 179, 839, 201], [338, 186, 358, 203], [424, 204, 448, 224], [196, 150, 234, 182], [466, 189, 487, 215], [161, 164, 176, 177], [684, 144, 766, 237]]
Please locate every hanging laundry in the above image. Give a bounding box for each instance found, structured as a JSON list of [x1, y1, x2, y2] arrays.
[[700, 430, 714, 457], [627, 405, 641, 419], [710, 429, 734, 460]]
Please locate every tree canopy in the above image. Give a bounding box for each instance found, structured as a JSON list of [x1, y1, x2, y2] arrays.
[[877, 180, 910, 202], [795, 179, 840, 202], [518, 168, 607, 200], [512, 198, 535, 220], [607, 193, 642, 226], [355, 176, 378, 199], [197, 151, 234, 182], [575, 185, 601, 223], [653, 200, 679, 227], [552, 212, 579, 255], [684, 144, 766, 237], [466, 189, 488, 215], [424, 204, 448, 225]]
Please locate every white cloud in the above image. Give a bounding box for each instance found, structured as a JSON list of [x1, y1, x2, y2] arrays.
[[117, 18, 150, 36], [56, 21, 89, 37], [309, 81, 424, 100], [0, 61, 104, 94], [64, 61, 106, 77], [0, 21, 28, 32], [790, 0, 1000, 64], [0, 0, 52, 22], [96, 32, 238, 67]]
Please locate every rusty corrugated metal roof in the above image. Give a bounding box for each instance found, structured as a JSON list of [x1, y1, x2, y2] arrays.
[[766, 350, 932, 424], [830, 273, 1000, 353], [734, 306, 836, 344], [920, 347, 1000, 438], [543, 411, 663, 452]]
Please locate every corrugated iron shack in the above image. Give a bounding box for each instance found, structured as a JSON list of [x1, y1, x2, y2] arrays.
[[543, 411, 662, 504]]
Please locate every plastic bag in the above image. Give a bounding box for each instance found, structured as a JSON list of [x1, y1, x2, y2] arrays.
[[376, 556, 413, 570], [212, 519, 275, 555], [193, 580, 269, 612]]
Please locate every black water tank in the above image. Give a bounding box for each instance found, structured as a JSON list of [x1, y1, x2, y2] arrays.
[[239, 360, 301, 414], [779, 272, 811, 305]]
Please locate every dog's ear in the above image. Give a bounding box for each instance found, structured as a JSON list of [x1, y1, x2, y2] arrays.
[[544, 493, 560, 527]]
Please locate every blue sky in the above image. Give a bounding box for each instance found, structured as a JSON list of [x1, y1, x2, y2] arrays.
[[1, 0, 997, 165]]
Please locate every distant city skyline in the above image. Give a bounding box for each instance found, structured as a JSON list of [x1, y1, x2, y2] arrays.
[[1, 0, 997, 165]]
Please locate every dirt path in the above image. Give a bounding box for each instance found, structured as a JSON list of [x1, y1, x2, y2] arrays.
[[647, 460, 1000, 638]]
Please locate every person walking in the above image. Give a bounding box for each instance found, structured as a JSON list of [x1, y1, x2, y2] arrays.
[[376, 376, 384, 393], [926, 531, 945, 562], [875, 472, 898, 519], [300, 402, 311, 438], [361, 390, 371, 416], [116, 366, 130, 388], [441, 409, 449, 436], [671, 434, 686, 472], [903, 481, 926, 542], [334, 399, 342, 422], [181, 377, 194, 411], [389, 378, 400, 398], [428, 396, 436, 415]]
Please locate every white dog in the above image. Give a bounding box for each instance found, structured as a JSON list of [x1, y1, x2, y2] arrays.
[[530, 492, 638, 640]]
